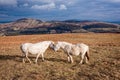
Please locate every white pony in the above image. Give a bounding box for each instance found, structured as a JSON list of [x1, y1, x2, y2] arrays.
[[20, 41, 54, 64], [53, 41, 89, 64]]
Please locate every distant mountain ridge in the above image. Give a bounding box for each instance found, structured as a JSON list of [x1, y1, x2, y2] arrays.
[[0, 18, 120, 36]]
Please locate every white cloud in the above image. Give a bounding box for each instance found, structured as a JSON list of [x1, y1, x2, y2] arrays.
[[29, 0, 53, 3], [0, 0, 17, 6], [59, 4, 67, 10], [31, 3, 56, 10], [28, 0, 78, 10], [28, 0, 78, 5], [23, 3, 29, 7]]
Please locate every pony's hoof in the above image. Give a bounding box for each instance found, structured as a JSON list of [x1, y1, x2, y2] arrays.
[[35, 62, 38, 64], [34, 61, 37, 64], [29, 61, 32, 64], [79, 62, 83, 64], [23, 62, 25, 64], [42, 60, 45, 62], [86, 62, 90, 65], [22, 60, 25, 63], [22, 61, 25, 63], [70, 61, 73, 64]]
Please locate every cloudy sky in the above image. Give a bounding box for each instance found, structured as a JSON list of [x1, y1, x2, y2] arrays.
[[0, 0, 120, 21]]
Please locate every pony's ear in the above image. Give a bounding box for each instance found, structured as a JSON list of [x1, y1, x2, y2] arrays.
[[52, 41, 56, 45], [50, 41, 54, 44]]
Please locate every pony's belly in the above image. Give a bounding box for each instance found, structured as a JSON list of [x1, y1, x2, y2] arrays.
[[28, 48, 40, 54], [73, 53, 79, 56], [28, 47, 47, 54]]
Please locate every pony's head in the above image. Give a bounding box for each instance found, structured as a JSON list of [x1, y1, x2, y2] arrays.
[[49, 41, 55, 48], [52, 42, 61, 52]]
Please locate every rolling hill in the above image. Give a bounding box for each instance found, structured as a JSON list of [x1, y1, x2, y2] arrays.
[[0, 18, 120, 36]]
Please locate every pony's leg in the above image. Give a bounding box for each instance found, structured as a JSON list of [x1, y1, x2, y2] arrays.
[[22, 54, 25, 63], [26, 55, 31, 63], [85, 56, 89, 64], [25, 52, 31, 63], [41, 53, 44, 61], [69, 55, 73, 63], [67, 54, 70, 62], [23, 58, 25, 63], [35, 53, 41, 64], [85, 50, 89, 64], [79, 53, 85, 64], [21, 52, 25, 63], [67, 56, 70, 62], [67, 52, 71, 62]]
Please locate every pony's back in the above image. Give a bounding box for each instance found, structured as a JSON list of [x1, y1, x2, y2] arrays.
[[58, 41, 72, 45], [76, 43, 89, 51]]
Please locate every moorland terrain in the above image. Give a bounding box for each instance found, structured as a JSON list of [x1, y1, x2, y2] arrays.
[[0, 33, 119, 80]]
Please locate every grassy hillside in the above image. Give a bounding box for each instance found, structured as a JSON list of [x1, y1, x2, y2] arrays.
[[0, 33, 120, 80], [0, 18, 120, 36]]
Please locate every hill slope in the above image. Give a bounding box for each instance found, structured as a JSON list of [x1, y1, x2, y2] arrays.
[[0, 18, 120, 36]]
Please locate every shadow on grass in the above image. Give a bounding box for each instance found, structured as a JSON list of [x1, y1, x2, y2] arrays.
[[0, 55, 66, 63], [0, 55, 22, 62], [45, 57, 67, 63]]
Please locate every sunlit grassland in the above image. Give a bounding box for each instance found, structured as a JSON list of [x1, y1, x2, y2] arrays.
[[0, 33, 120, 80]]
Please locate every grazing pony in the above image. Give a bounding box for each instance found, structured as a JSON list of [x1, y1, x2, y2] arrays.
[[20, 41, 54, 63], [53, 41, 89, 64]]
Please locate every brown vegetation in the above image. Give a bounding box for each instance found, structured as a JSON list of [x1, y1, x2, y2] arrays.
[[0, 18, 120, 36], [0, 33, 120, 80]]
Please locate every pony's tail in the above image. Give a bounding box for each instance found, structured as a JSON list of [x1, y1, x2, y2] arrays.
[[20, 44, 24, 53], [20, 44, 25, 57], [20, 44, 26, 63], [85, 49, 89, 61]]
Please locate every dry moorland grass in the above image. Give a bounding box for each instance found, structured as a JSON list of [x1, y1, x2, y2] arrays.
[[0, 33, 120, 80]]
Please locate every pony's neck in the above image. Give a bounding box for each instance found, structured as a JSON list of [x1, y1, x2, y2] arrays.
[[43, 41, 52, 47], [59, 42, 67, 49], [47, 41, 52, 46]]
